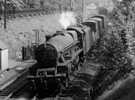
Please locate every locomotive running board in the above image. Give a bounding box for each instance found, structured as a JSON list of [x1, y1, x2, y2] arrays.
[[35, 68, 67, 78]]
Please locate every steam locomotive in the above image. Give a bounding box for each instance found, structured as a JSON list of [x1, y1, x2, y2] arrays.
[[28, 14, 106, 96]]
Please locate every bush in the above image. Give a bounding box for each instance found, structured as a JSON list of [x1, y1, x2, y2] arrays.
[[87, 33, 131, 70]]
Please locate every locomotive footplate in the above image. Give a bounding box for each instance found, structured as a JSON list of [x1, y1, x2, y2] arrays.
[[37, 68, 67, 78], [27, 68, 68, 80]]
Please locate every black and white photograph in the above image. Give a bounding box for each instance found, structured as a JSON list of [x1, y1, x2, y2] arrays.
[[0, 0, 135, 100]]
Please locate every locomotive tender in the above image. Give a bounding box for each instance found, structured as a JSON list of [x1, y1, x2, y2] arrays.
[[29, 15, 106, 91]]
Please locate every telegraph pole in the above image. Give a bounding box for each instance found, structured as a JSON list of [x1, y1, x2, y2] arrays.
[[70, 0, 73, 11], [3, 0, 7, 29], [82, 0, 85, 21]]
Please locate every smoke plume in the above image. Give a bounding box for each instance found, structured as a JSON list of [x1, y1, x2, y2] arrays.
[[59, 11, 77, 29]]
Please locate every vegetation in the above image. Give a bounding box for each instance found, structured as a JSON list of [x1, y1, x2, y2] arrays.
[[86, 28, 133, 99], [110, 0, 135, 56], [85, 0, 135, 98]]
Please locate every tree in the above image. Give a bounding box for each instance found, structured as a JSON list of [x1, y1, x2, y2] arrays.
[[87, 33, 130, 69], [109, 0, 135, 58]]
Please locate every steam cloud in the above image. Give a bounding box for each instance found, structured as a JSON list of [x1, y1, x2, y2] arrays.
[[59, 11, 77, 29]]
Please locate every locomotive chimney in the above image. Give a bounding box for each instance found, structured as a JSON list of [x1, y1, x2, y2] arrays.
[[46, 35, 52, 41], [44, 34, 52, 48], [61, 28, 67, 33], [44, 34, 46, 48]]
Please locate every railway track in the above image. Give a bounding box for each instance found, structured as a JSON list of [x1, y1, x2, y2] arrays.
[[0, 72, 92, 100], [0, 60, 97, 100], [0, 60, 123, 100], [0, 60, 36, 100]]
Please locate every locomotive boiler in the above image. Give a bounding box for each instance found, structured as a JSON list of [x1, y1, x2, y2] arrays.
[[28, 14, 106, 95]]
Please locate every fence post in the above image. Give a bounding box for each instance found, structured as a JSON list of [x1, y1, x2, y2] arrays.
[[0, 49, 8, 70]]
